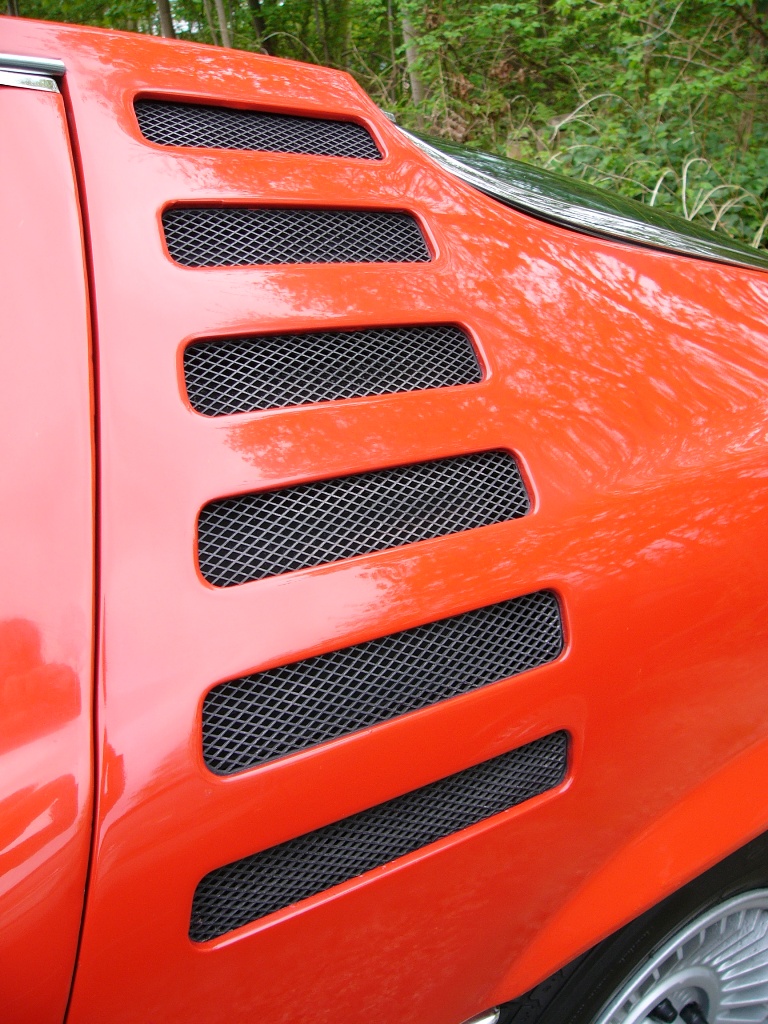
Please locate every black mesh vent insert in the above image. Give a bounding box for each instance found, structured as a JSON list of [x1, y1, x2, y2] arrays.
[[198, 450, 530, 587], [190, 731, 568, 941], [184, 324, 482, 416], [135, 100, 382, 159], [163, 207, 430, 267], [204, 590, 562, 774]]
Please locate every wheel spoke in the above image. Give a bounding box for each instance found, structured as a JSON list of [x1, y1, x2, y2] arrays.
[[593, 892, 768, 1024]]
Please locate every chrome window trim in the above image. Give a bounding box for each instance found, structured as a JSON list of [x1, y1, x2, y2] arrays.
[[406, 129, 768, 274], [0, 69, 59, 93], [0, 53, 65, 77]]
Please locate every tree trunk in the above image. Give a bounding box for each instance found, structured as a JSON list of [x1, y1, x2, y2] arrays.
[[330, 0, 350, 69], [213, 0, 232, 47], [156, 0, 176, 38], [387, 0, 398, 93], [401, 12, 426, 107], [202, 0, 219, 45], [246, 0, 276, 54], [313, 0, 330, 64]]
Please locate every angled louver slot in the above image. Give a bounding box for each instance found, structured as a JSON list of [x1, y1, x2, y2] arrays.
[[162, 207, 430, 266], [197, 450, 530, 586], [190, 731, 568, 941], [184, 324, 482, 416], [204, 590, 563, 773], [135, 99, 382, 159]]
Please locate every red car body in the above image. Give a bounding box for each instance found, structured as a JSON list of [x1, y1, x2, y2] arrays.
[[2, 18, 768, 1024]]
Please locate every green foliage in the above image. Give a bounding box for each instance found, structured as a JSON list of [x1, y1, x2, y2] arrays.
[[391, 0, 768, 249], [12, 0, 768, 250], [19, 0, 155, 32]]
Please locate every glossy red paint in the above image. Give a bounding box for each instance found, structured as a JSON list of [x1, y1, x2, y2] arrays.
[[0, 81, 94, 1024], [5, 18, 768, 1024]]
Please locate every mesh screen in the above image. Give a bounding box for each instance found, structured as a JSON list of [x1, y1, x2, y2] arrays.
[[134, 100, 382, 159], [204, 590, 562, 774], [197, 450, 530, 586], [163, 207, 430, 267], [184, 324, 482, 416], [190, 731, 568, 941]]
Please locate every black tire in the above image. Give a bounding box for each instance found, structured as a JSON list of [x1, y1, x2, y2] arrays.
[[499, 828, 768, 1024]]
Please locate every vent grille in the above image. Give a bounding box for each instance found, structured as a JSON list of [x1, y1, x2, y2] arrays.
[[190, 731, 568, 941], [184, 324, 482, 416], [163, 207, 430, 267], [198, 450, 530, 586], [204, 591, 562, 774], [135, 100, 382, 159]]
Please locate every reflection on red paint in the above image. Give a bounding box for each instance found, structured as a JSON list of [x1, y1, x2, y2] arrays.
[[0, 777, 78, 875], [101, 742, 126, 818], [0, 620, 81, 756], [0, 620, 81, 881]]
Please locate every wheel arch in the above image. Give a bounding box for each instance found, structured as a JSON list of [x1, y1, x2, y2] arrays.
[[492, 731, 768, 1006]]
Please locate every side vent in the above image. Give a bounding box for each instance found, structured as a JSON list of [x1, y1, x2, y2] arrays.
[[204, 590, 562, 773], [184, 324, 482, 416], [134, 99, 382, 159], [190, 731, 568, 941], [197, 450, 530, 586], [162, 207, 430, 266]]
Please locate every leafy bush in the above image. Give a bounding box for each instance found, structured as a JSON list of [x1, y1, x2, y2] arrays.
[[389, 0, 768, 250]]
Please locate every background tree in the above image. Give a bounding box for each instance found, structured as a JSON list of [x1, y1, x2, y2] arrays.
[[156, 0, 174, 36]]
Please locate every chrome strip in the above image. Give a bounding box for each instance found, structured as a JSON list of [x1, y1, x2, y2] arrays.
[[461, 1010, 501, 1024], [405, 129, 768, 274], [0, 53, 66, 76], [0, 69, 59, 93]]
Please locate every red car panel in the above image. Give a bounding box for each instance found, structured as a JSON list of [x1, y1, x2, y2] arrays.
[[0, 79, 94, 1024], [3, 18, 768, 1024]]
